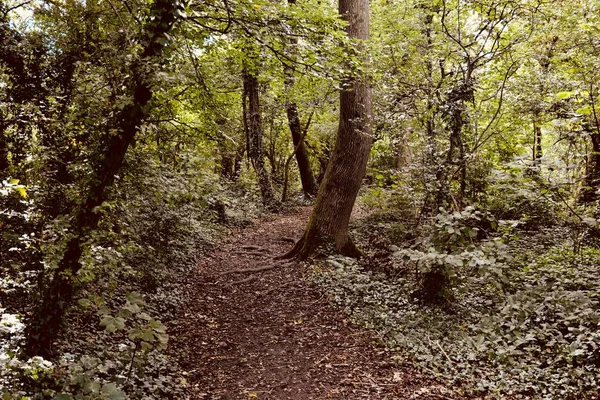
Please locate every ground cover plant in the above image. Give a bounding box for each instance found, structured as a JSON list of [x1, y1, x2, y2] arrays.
[[310, 172, 600, 399]]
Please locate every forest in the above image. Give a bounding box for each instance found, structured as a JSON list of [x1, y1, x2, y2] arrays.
[[1, 0, 600, 398]]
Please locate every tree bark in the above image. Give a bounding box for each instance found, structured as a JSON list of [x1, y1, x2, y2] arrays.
[[282, 0, 371, 259], [580, 130, 600, 203], [282, 0, 318, 197], [242, 68, 276, 205], [579, 86, 600, 203], [0, 121, 8, 174], [24, 0, 183, 358], [285, 101, 318, 197], [533, 117, 542, 166], [282, 112, 313, 202]]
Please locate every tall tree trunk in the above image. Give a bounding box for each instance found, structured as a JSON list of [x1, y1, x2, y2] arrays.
[[283, 0, 318, 197], [531, 36, 556, 171], [283, 0, 371, 259], [24, 0, 183, 358], [437, 77, 472, 208], [242, 68, 276, 205], [579, 87, 600, 203], [582, 132, 600, 203]]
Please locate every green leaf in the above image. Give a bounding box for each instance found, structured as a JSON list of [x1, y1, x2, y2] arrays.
[[78, 298, 92, 308], [14, 186, 27, 198], [142, 328, 155, 342], [101, 383, 126, 400], [575, 105, 592, 115], [100, 315, 126, 332], [556, 91, 574, 100], [126, 291, 145, 306], [53, 395, 73, 400]]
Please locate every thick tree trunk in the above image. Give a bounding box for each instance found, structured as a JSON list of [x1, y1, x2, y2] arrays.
[[283, 0, 371, 259], [24, 0, 182, 358], [242, 68, 276, 205]]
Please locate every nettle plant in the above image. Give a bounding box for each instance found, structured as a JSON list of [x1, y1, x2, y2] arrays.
[[397, 207, 511, 302]]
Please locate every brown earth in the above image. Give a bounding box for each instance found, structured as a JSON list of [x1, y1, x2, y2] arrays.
[[171, 206, 452, 400]]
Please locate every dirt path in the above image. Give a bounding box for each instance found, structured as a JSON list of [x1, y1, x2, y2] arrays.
[[171, 207, 445, 400]]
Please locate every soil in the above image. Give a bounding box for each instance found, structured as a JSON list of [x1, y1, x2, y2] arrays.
[[171, 206, 451, 400]]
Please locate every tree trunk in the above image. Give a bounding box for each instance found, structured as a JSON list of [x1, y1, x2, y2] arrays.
[[579, 87, 600, 204], [285, 101, 318, 197], [282, 0, 318, 197], [0, 121, 8, 174], [580, 131, 600, 203], [437, 78, 472, 208], [24, 0, 183, 358], [283, 0, 371, 259], [282, 112, 313, 202], [242, 68, 276, 205], [534, 122, 543, 163]]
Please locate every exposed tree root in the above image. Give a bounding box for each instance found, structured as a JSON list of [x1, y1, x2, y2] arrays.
[[228, 276, 259, 286], [235, 250, 271, 257], [277, 232, 364, 260], [277, 234, 306, 260], [241, 245, 268, 251], [218, 260, 292, 276]]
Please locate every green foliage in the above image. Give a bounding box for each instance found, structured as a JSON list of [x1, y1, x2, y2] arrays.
[[398, 207, 509, 299], [312, 237, 600, 398]]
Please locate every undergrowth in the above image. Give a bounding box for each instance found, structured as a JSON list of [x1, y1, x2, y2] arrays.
[[311, 214, 600, 399]]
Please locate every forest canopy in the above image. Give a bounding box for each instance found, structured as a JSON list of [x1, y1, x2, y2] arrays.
[[1, 0, 600, 398]]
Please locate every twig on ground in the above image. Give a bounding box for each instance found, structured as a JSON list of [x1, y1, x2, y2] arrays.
[[428, 335, 452, 363]]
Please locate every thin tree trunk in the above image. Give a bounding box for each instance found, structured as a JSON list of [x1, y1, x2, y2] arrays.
[[531, 36, 557, 170], [282, 112, 313, 202], [24, 0, 183, 358], [232, 141, 245, 181], [0, 121, 8, 174], [437, 76, 471, 208], [282, 0, 319, 198], [285, 101, 318, 197], [282, 0, 318, 197], [579, 86, 600, 203], [282, 0, 371, 259], [242, 68, 276, 205], [533, 117, 542, 167]]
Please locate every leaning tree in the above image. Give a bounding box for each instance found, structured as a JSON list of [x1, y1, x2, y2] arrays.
[[284, 0, 372, 259]]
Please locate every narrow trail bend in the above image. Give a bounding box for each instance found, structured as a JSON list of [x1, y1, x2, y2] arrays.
[[171, 206, 444, 400]]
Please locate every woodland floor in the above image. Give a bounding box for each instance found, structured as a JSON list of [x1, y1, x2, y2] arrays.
[[171, 206, 451, 400]]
